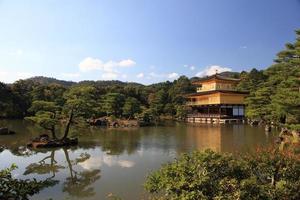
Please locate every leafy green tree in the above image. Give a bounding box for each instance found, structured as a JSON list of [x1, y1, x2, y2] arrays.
[[245, 86, 273, 122], [163, 103, 176, 116], [122, 97, 141, 119], [243, 30, 300, 127], [31, 83, 66, 106], [101, 93, 125, 117], [236, 68, 267, 92], [26, 85, 99, 140], [149, 89, 168, 115], [0, 164, 57, 200], [0, 82, 14, 118], [10, 80, 36, 118], [175, 105, 188, 120], [168, 75, 195, 104], [26, 100, 60, 139]]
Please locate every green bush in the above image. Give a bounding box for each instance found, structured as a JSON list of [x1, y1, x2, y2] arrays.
[[145, 149, 300, 200], [0, 164, 57, 200]]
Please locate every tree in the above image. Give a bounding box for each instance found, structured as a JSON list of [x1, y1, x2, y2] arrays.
[[0, 82, 14, 118], [122, 97, 141, 119], [245, 86, 273, 122], [26, 100, 60, 139], [26, 85, 99, 141], [10, 80, 36, 118], [163, 103, 176, 116], [168, 76, 195, 104], [236, 68, 267, 92], [31, 83, 67, 106], [101, 93, 125, 117], [175, 105, 188, 120], [0, 164, 57, 200], [243, 29, 300, 127], [145, 149, 300, 200], [149, 89, 168, 115]]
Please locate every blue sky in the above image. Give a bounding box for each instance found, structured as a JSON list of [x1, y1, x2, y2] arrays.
[[0, 0, 300, 84]]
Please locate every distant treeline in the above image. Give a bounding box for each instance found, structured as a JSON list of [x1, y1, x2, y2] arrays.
[[0, 30, 299, 129], [0, 75, 196, 122]]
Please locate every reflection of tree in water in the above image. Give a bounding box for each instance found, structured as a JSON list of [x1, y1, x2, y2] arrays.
[[62, 148, 101, 197], [24, 150, 64, 179], [97, 129, 141, 155], [24, 148, 101, 198]]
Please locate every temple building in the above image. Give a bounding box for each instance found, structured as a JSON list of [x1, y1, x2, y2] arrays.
[[186, 73, 248, 123]]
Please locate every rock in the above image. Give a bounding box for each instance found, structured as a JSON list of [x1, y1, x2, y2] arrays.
[[27, 134, 78, 148], [275, 136, 284, 144], [111, 121, 119, 127], [0, 127, 15, 135], [0, 145, 6, 152], [88, 118, 108, 126], [249, 120, 259, 126], [265, 125, 271, 132]]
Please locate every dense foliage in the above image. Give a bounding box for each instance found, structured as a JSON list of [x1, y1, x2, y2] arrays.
[[237, 30, 300, 129], [145, 149, 300, 200], [0, 164, 57, 200], [0, 76, 195, 122]]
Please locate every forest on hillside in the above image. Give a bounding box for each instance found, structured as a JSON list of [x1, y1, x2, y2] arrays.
[[0, 30, 299, 130]]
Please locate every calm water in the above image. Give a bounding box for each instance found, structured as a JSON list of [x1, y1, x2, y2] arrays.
[[0, 120, 279, 200]]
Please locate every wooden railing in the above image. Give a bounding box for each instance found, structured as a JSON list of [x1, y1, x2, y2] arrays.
[[186, 101, 210, 106], [187, 114, 229, 118]]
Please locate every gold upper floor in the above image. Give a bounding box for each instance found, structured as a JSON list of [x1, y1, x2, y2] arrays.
[[187, 74, 248, 105], [193, 74, 240, 93], [186, 91, 247, 105]]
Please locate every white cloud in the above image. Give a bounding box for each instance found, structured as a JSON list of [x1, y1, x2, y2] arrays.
[[16, 72, 34, 79], [167, 72, 179, 79], [118, 160, 135, 168], [190, 66, 195, 71], [196, 65, 232, 77], [0, 70, 34, 83], [148, 72, 180, 80], [119, 59, 136, 67], [79, 157, 102, 170], [79, 154, 135, 169], [136, 73, 144, 78], [79, 57, 135, 80], [79, 57, 136, 72]]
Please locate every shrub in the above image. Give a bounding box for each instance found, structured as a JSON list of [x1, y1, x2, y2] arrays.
[[0, 164, 57, 200], [145, 149, 300, 200]]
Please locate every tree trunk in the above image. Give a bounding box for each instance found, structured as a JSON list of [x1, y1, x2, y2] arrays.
[[51, 126, 57, 140], [63, 148, 74, 179], [62, 109, 74, 140]]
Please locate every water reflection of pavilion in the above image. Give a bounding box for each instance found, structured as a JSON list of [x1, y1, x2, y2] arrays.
[[185, 124, 248, 152]]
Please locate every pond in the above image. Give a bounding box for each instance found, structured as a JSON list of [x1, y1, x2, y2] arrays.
[[0, 120, 279, 200]]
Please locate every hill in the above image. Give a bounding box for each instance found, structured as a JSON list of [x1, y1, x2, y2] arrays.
[[27, 76, 76, 87]]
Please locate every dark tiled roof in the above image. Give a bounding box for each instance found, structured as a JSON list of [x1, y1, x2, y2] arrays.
[[192, 74, 240, 84], [186, 90, 249, 97]]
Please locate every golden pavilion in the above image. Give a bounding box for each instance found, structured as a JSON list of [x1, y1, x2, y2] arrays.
[[186, 73, 248, 123]]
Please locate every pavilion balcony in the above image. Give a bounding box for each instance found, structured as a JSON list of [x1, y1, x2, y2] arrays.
[[187, 113, 230, 119]]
